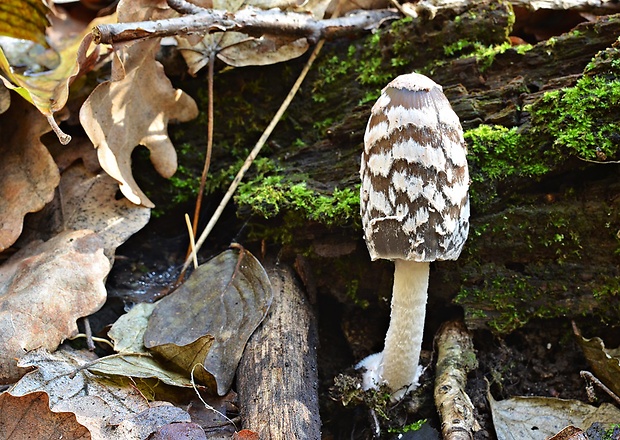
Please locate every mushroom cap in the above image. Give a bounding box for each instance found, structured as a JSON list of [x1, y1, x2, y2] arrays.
[[360, 73, 470, 262]]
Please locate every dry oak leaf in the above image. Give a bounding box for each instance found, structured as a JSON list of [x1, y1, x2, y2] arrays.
[[8, 348, 191, 440], [0, 230, 109, 384], [176, 0, 314, 74], [80, 37, 198, 208], [117, 0, 174, 22], [0, 391, 91, 440], [20, 156, 151, 256], [0, 94, 59, 252]]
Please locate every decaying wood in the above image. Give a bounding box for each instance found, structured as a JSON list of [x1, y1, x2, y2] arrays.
[[92, 9, 400, 44], [434, 320, 479, 440], [424, 0, 620, 14], [237, 263, 320, 440]]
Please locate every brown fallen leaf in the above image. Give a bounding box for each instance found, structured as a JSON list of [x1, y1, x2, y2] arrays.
[[144, 249, 273, 395], [176, 0, 322, 74], [0, 230, 109, 383], [20, 150, 151, 255], [150, 422, 207, 440], [0, 83, 9, 113], [547, 425, 587, 440], [488, 392, 620, 439], [0, 391, 91, 440], [0, 94, 58, 252], [80, 36, 198, 207], [117, 0, 173, 22], [233, 429, 260, 440], [8, 348, 192, 440], [573, 322, 620, 397]]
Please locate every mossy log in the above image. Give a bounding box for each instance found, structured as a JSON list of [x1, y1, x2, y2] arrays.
[[171, 1, 620, 340]]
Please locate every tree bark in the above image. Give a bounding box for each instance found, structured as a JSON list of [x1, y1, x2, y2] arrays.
[[237, 263, 320, 440]]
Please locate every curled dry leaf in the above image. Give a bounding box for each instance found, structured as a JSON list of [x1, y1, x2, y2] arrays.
[[117, 0, 173, 22], [0, 95, 58, 251], [0, 83, 9, 114], [89, 303, 202, 390], [0, 230, 109, 383], [0, 391, 91, 440], [108, 302, 157, 354], [150, 422, 207, 440], [80, 37, 198, 208], [88, 353, 199, 390], [488, 392, 620, 439], [8, 348, 191, 440], [573, 323, 620, 397], [144, 249, 273, 395], [176, 0, 332, 74]]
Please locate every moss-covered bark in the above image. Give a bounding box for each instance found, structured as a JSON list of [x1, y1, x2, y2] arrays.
[[167, 2, 620, 336]]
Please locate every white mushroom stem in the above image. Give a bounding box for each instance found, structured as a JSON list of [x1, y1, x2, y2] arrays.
[[382, 259, 430, 395]]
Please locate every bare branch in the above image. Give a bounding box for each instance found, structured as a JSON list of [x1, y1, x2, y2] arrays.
[[92, 8, 400, 45], [434, 320, 480, 440]]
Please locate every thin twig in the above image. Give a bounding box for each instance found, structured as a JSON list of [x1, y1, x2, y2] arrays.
[[178, 51, 216, 282], [82, 317, 96, 351], [184, 213, 199, 269], [577, 156, 620, 164], [69, 333, 115, 349], [192, 52, 215, 236], [182, 24, 333, 273], [92, 9, 399, 45], [167, 0, 207, 15], [580, 370, 620, 406], [190, 363, 237, 428]]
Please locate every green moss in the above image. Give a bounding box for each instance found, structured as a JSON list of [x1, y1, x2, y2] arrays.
[[455, 271, 532, 334], [465, 125, 548, 208], [388, 419, 427, 434], [331, 374, 392, 420], [593, 277, 620, 300], [455, 269, 573, 334], [235, 172, 360, 228], [604, 424, 620, 440], [529, 75, 620, 162]]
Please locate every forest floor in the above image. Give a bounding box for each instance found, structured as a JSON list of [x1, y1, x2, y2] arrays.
[[101, 207, 619, 440]]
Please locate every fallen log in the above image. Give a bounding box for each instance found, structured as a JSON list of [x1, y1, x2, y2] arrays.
[[237, 263, 320, 439]]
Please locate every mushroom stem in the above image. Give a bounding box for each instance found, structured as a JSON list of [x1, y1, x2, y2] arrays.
[[382, 259, 430, 395]]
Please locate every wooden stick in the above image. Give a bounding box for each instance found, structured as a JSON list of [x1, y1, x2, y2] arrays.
[[237, 263, 320, 439], [434, 320, 480, 440], [92, 9, 399, 45]]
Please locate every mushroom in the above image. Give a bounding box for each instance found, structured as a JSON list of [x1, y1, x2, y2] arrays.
[[357, 73, 470, 398]]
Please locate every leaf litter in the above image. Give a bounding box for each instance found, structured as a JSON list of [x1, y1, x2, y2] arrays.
[[144, 249, 273, 396], [0, 0, 617, 438]]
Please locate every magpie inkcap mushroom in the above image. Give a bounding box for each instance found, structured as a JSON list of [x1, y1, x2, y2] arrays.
[[357, 72, 470, 399]]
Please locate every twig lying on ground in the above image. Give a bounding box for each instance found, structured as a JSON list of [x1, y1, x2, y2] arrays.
[[434, 320, 480, 440], [92, 8, 400, 45]]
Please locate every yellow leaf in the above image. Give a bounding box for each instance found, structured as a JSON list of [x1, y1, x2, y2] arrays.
[[0, 0, 50, 47], [0, 13, 116, 143]]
